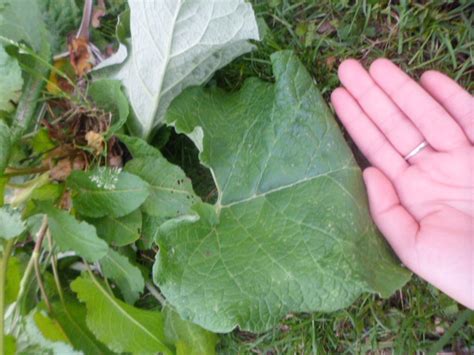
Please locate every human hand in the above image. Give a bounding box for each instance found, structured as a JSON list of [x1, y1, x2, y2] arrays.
[[331, 59, 473, 308]]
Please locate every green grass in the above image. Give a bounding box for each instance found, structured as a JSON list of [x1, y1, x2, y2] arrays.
[[207, 0, 474, 353]]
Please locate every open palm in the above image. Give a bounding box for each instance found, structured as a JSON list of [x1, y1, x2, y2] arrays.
[[331, 59, 473, 308]]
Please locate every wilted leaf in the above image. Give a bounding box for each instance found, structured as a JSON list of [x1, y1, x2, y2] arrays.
[[71, 275, 172, 354], [68, 168, 149, 218], [90, 209, 142, 247], [0, 45, 23, 112], [155, 51, 410, 332], [42, 204, 108, 262], [164, 307, 218, 355], [100, 249, 145, 304], [0, 207, 25, 239], [103, 0, 259, 138]]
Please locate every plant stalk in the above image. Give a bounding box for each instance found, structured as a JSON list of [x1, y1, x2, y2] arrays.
[[0, 239, 15, 355], [33, 217, 51, 312]]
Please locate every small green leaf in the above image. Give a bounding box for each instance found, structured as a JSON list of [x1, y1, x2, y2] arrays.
[[125, 156, 200, 219], [0, 120, 11, 174], [34, 311, 70, 344], [88, 80, 129, 136], [90, 209, 142, 247], [164, 307, 218, 355], [68, 168, 150, 218], [138, 213, 162, 250], [0, 207, 25, 240], [118, 134, 162, 158], [31, 128, 55, 154], [0, 45, 23, 112], [71, 275, 172, 354], [42, 205, 108, 262], [100, 249, 145, 304]]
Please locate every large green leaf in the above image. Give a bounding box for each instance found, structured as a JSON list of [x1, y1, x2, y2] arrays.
[[99, 0, 259, 138], [68, 169, 150, 218], [155, 51, 410, 332], [164, 307, 218, 355], [0, 45, 23, 112], [100, 249, 145, 304], [71, 275, 172, 354], [42, 205, 108, 262], [90, 209, 142, 247]]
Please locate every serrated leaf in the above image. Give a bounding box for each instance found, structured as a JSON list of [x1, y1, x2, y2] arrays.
[[0, 207, 25, 239], [125, 156, 200, 219], [0, 45, 23, 112], [90, 209, 142, 247], [88, 79, 129, 136], [100, 249, 145, 304], [68, 168, 150, 218], [39, 0, 80, 53], [71, 275, 172, 354], [105, 0, 259, 138], [155, 51, 410, 332], [51, 299, 113, 355], [164, 307, 218, 355], [42, 205, 108, 262]]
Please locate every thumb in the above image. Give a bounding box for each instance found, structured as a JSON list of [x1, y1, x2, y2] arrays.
[[363, 167, 419, 266]]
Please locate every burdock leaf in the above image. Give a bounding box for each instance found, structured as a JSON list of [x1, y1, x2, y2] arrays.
[[104, 0, 259, 138], [154, 51, 410, 332]]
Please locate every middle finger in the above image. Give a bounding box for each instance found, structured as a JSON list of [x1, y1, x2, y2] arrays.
[[338, 59, 433, 158]]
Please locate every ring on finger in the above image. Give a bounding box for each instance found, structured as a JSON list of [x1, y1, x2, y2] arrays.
[[404, 141, 429, 160]]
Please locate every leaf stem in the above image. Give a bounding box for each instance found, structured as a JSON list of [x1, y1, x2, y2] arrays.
[[47, 229, 64, 305], [33, 217, 51, 312], [4, 166, 49, 177], [0, 239, 15, 355], [145, 282, 167, 306]]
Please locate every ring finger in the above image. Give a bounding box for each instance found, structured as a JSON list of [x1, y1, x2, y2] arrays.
[[337, 59, 435, 161]]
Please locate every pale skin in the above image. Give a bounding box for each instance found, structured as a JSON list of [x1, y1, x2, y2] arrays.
[[331, 58, 473, 309]]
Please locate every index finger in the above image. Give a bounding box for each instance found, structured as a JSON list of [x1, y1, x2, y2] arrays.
[[369, 59, 470, 151]]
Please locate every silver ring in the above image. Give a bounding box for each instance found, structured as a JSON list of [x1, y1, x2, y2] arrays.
[[404, 141, 428, 160]]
